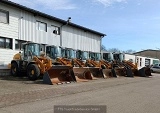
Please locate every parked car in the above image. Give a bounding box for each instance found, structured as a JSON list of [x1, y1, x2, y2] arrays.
[[150, 64, 160, 73]]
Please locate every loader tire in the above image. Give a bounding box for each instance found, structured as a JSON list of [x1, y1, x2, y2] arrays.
[[11, 62, 19, 76], [27, 64, 40, 81]]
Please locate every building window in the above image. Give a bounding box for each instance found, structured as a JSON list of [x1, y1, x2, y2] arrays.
[[15, 40, 27, 50], [51, 25, 60, 35], [36, 21, 47, 32], [0, 37, 12, 49], [0, 9, 9, 24], [0, 38, 5, 48], [140, 58, 142, 67], [40, 44, 45, 52], [6, 38, 11, 49]]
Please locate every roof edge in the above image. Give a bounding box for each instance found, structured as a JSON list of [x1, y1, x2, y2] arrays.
[[1, 0, 106, 37]]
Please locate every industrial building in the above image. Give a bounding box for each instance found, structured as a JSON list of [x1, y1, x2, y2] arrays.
[[0, 0, 105, 65], [124, 54, 159, 69], [134, 49, 160, 60]]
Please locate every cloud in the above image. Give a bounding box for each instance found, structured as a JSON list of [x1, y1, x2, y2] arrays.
[[93, 0, 127, 7], [10, 0, 76, 10]]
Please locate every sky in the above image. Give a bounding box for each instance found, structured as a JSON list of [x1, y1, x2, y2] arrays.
[[11, 0, 160, 52]]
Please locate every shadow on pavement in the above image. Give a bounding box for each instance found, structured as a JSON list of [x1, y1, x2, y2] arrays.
[[0, 75, 44, 84]]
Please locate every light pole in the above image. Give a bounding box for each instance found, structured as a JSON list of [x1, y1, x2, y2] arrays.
[[60, 17, 71, 47]]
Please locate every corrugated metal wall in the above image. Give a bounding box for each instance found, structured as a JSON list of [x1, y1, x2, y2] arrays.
[[0, 3, 19, 39], [19, 10, 61, 46], [0, 2, 102, 65], [19, 10, 101, 52], [62, 26, 101, 52]]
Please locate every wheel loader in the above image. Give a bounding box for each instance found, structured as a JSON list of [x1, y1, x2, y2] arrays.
[[86, 57, 117, 79], [123, 60, 152, 77], [46, 46, 98, 82], [102, 52, 133, 77], [112, 53, 151, 77], [10, 42, 76, 85]]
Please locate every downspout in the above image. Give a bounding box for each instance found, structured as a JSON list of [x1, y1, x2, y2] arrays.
[[60, 17, 71, 47]]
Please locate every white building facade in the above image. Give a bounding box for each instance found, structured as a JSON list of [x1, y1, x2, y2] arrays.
[[124, 54, 159, 69], [0, 0, 105, 65]]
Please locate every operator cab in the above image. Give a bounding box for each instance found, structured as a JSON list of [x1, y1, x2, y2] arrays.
[[82, 51, 89, 61], [22, 42, 42, 60], [113, 53, 124, 62], [65, 48, 76, 59], [76, 50, 83, 60], [89, 52, 97, 60], [46, 46, 62, 60], [94, 53, 101, 61], [102, 52, 114, 62]]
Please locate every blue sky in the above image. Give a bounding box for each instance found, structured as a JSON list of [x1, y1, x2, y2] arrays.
[[11, 0, 160, 52]]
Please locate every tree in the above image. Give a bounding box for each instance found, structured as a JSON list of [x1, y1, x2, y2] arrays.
[[106, 48, 136, 54], [107, 48, 121, 53], [123, 49, 136, 54]]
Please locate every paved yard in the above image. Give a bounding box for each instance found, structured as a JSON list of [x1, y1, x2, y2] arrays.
[[0, 73, 159, 113]]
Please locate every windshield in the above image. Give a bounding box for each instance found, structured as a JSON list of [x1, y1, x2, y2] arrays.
[[46, 46, 62, 59], [61, 48, 66, 58], [89, 52, 95, 60], [103, 53, 114, 61], [95, 53, 101, 61], [76, 51, 82, 59], [82, 51, 89, 60], [69, 49, 76, 59], [23, 43, 40, 56]]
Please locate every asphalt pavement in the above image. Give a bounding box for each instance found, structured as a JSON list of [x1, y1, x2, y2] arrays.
[[0, 73, 160, 113]]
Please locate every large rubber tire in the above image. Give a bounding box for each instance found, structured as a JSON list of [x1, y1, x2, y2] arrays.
[[11, 62, 19, 76], [27, 64, 40, 81]]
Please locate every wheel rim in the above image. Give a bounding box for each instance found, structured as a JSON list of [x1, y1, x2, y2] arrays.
[[31, 70, 35, 75], [13, 68, 16, 72], [12, 66, 16, 74]]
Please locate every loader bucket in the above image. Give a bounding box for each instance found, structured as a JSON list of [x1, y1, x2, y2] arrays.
[[102, 69, 117, 78], [43, 66, 76, 85], [88, 67, 104, 78], [114, 68, 125, 77], [73, 67, 95, 82], [125, 69, 134, 77]]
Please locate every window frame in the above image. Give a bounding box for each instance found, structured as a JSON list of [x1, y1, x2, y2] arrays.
[[36, 21, 47, 32], [15, 39, 27, 50], [0, 37, 12, 49], [0, 9, 9, 24], [51, 25, 60, 35]]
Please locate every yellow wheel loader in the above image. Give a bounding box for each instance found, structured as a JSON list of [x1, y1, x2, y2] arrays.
[[111, 53, 134, 77], [123, 60, 152, 77], [112, 61, 134, 77], [86, 58, 117, 79], [112, 53, 151, 77], [102, 52, 133, 77], [99, 60, 117, 78], [11, 42, 76, 85], [46, 46, 96, 82], [86, 52, 118, 79]]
